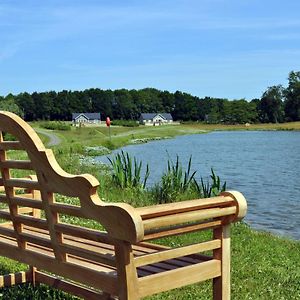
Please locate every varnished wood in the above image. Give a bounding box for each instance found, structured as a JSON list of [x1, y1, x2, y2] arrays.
[[143, 206, 236, 231], [0, 160, 33, 170], [143, 219, 222, 240], [0, 111, 247, 299], [0, 141, 23, 150], [138, 259, 221, 298], [115, 241, 139, 300], [0, 270, 32, 287], [35, 271, 112, 300], [138, 196, 235, 219], [213, 225, 231, 300], [134, 239, 221, 267]]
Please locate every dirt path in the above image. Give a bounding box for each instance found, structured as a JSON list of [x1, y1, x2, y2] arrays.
[[35, 128, 62, 146]]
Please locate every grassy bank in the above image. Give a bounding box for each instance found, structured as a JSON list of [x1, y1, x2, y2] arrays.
[[183, 121, 300, 131], [31, 121, 300, 156], [1, 122, 299, 299]]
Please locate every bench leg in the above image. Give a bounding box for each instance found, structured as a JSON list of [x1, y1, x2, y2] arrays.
[[115, 241, 139, 300], [213, 225, 230, 300]]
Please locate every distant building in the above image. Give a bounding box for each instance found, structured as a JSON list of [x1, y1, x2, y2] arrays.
[[139, 113, 173, 126], [72, 113, 101, 124]]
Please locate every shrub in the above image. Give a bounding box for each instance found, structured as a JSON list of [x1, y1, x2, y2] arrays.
[[111, 120, 139, 127], [40, 121, 71, 131]]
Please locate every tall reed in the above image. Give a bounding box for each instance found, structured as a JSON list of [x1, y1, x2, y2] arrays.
[[192, 168, 227, 198], [153, 155, 196, 203], [108, 150, 149, 190]]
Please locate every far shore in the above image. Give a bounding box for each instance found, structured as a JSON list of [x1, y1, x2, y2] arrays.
[[32, 120, 300, 152]]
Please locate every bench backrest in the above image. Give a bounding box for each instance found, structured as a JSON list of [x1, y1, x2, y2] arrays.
[[0, 111, 121, 266]]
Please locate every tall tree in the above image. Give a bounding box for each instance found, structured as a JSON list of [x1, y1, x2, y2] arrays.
[[0, 95, 23, 117], [284, 71, 300, 121], [15, 92, 35, 120], [259, 85, 284, 123]]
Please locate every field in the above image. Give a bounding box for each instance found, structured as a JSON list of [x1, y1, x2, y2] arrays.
[[0, 121, 299, 299]]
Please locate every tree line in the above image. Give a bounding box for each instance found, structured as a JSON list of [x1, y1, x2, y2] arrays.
[[0, 71, 299, 123]]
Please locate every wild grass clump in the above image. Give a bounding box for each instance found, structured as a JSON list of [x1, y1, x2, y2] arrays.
[[152, 156, 226, 203], [193, 168, 227, 198], [152, 155, 196, 203], [40, 121, 71, 131], [108, 150, 149, 190]]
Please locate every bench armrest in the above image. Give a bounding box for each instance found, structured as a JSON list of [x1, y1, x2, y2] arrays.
[[136, 191, 247, 241]]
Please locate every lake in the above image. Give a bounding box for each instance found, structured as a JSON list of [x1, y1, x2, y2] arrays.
[[97, 131, 300, 240]]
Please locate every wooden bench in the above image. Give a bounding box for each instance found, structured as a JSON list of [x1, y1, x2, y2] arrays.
[[0, 111, 247, 299]]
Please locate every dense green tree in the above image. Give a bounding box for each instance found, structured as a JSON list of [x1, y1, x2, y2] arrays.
[[52, 90, 70, 120], [159, 91, 175, 113], [15, 92, 35, 120], [2, 71, 300, 123], [173, 91, 198, 121], [259, 85, 284, 123], [222, 99, 258, 124], [113, 89, 136, 119], [0, 96, 23, 117], [284, 71, 300, 121], [89, 88, 113, 119]]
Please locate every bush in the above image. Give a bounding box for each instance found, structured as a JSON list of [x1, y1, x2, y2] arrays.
[[40, 121, 71, 131], [111, 120, 139, 127]]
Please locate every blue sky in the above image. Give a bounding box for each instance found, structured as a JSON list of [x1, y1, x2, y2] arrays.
[[1, 0, 300, 99]]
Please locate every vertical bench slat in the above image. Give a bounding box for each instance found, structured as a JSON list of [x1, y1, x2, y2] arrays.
[[0, 132, 26, 249]]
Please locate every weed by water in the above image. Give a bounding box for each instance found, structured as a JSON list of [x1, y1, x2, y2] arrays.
[[152, 155, 196, 203], [192, 168, 227, 198], [108, 150, 150, 190]]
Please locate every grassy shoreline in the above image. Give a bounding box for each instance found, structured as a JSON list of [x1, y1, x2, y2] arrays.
[[32, 121, 300, 152]]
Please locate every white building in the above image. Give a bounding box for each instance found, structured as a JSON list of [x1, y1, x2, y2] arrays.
[[72, 113, 101, 124], [139, 113, 173, 126]]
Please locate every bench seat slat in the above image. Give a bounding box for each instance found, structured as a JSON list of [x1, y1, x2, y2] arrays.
[[0, 239, 118, 295]]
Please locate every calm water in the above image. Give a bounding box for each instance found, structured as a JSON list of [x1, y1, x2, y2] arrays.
[[97, 131, 300, 240]]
